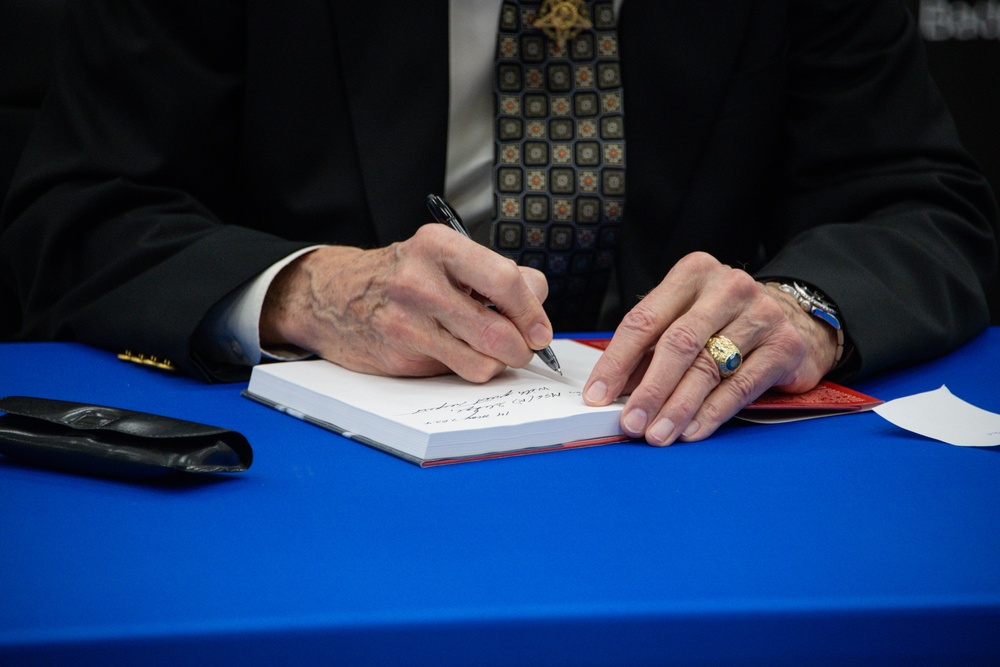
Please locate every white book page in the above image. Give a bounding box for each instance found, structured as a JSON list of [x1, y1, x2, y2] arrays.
[[247, 339, 624, 458]]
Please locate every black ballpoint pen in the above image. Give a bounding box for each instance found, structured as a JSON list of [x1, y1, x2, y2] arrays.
[[426, 194, 562, 375]]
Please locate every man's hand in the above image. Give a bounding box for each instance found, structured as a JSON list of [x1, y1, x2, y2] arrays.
[[260, 224, 552, 382], [582, 252, 839, 445]]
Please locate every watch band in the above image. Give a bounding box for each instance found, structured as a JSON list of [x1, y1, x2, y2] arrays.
[[767, 280, 846, 366]]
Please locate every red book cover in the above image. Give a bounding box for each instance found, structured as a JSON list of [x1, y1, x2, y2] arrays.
[[738, 382, 883, 423]]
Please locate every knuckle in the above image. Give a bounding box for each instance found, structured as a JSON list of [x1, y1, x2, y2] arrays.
[[619, 304, 662, 338], [411, 223, 463, 263], [413, 222, 445, 244], [691, 349, 723, 382], [667, 393, 702, 421], [722, 370, 757, 407], [696, 397, 727, 425], [593, 353, 632, 383], [398, 230, 427, 258], [496, 256, 524, 285], [463, 359, 506, 384], [657, 322, 705, 359], [632, 375, 672, 407], [676, 251, 715, 273], [723, 267, 758, 298], [520, 267, 549, 302], [477, 316, 514, 353]]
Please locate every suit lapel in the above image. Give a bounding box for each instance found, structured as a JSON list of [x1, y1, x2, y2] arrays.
[[330, 1, 450, 245]]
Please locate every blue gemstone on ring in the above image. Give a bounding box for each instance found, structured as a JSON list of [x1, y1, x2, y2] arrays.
[[725, 353, 742, 372]]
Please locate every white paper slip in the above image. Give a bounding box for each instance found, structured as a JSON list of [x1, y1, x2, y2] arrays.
[[873, 385, 1000, 447]]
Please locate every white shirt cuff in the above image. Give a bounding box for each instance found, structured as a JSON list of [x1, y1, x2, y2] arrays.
[[198, 246, 323, 366]]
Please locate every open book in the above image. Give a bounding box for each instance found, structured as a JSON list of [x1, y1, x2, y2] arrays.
[[244, 339, 629, 466], [244, 338, 883, 467]]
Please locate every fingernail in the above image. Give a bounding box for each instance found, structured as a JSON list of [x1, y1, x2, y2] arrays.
[[623, 409, 648, 436], [647, 418, 675, 445], [682, 420, 700, 438], [584, 380, 607, 404], [528, 323, 551, 349]]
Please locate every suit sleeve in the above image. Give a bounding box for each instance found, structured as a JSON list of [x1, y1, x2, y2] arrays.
[[0, 0, 312, 381], [757, 0, 998, 377]]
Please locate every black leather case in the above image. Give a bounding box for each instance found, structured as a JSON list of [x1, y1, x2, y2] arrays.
[[0, 396, 252, 477]]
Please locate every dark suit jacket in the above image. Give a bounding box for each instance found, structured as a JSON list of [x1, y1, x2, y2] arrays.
[[1, 0, 997, 381]]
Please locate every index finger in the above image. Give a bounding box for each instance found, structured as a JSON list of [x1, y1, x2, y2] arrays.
[[582, 299, 670, 406], [439, 230, 554, 353]]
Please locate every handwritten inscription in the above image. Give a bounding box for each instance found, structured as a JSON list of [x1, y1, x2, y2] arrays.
[[402, 386, 579, 425]]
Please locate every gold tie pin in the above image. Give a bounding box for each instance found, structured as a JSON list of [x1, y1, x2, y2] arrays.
[[533, 0, 593, 50]]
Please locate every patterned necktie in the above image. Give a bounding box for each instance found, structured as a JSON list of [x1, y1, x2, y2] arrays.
[[492, 0, 625, 330]]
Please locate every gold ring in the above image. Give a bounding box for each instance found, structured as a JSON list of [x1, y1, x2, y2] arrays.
[[705, 335, 742, 378]]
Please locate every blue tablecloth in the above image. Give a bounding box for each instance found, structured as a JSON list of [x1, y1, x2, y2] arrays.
[[2, 330, 999, 665]]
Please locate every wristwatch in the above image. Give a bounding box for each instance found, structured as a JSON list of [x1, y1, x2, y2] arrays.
[[767, 280, 846, 367]]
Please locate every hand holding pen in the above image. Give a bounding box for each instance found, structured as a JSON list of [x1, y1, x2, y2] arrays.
[[427, 194, 562, 375]]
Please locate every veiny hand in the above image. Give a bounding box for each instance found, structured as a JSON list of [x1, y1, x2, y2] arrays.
[[582, 252, 839, 445], [259, 224, 552, 382]]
